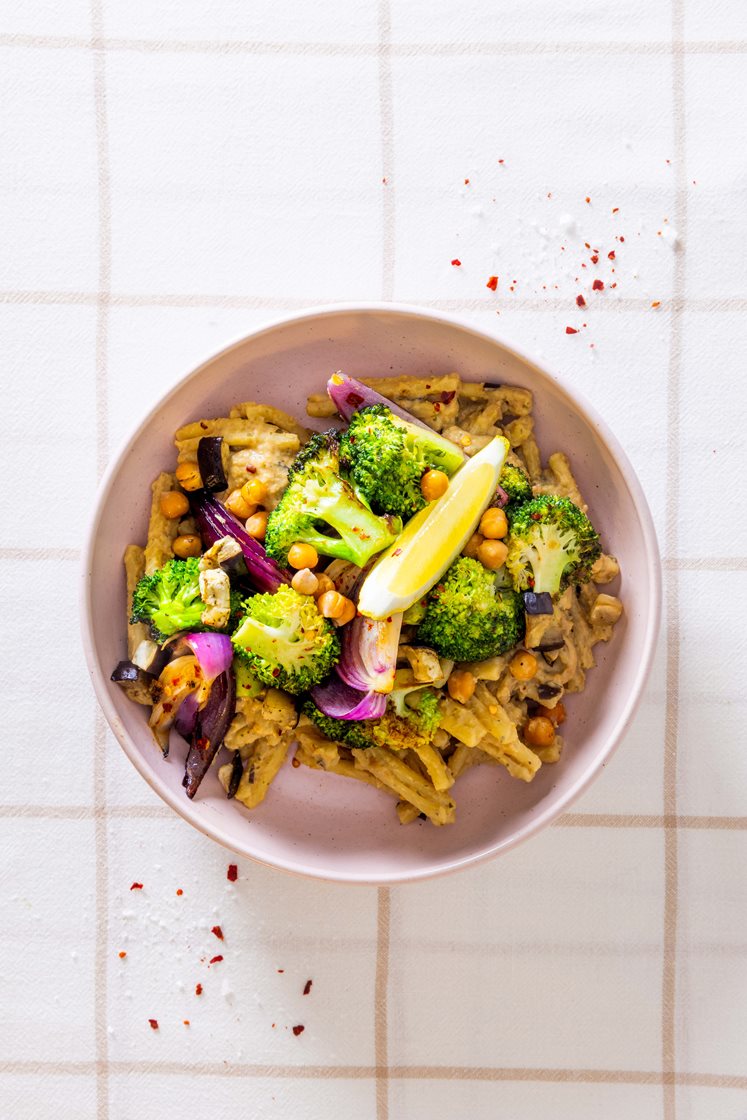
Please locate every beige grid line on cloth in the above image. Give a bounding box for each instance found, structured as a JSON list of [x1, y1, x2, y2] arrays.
[[2, 291, 747, 313], [0, 1059, 746, 1090], [662, 4, 687, 1117], [91, 1, 112, 1117], [1, 32, 746, 56], [4, 12, 739, 1118]]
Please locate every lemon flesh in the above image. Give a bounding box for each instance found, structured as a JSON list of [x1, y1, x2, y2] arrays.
[[357, 436, 510, 619]]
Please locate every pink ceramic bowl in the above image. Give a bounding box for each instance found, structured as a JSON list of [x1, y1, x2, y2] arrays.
[[82, 304, 661, 884]]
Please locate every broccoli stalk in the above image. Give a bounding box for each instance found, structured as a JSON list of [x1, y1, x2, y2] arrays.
[[264, 430, 402, 567], [505, 494, 601, 596], [416, 556, 525, 661], [130, 557, 220, 641], [340, 404, 464, 520], [231, 585, 340, 694]]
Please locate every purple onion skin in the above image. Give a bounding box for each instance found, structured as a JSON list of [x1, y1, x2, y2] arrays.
[[492, 485, 510, 509], [182, 666, 236, 799], [327, 373, 432, 431], [523, 591, 554, 615], [310, 672, 387, 721], [174, 690, 200, 738], [190, 493, 290, 593]]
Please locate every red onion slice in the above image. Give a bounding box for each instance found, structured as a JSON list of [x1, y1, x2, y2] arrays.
[[183, 667, 237, 799], [191, 493, 290, 592], [327, 372, 432, 429], [311, 673, 387, 721], [163, 632, 233, 683], [338, 612, 402, 694]]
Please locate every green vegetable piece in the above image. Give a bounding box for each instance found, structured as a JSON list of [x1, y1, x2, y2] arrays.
[[505, 494, 601, 596], [232, 585, 340, 695], [130, 557, 210, 641], [416, 556, 525, 661], [499, 463, 533, 508], [340, 404, 464, 520], [264, 429, 402, 567]]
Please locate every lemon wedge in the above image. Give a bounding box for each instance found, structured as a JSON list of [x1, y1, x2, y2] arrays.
[[357, 436, 510, 619]]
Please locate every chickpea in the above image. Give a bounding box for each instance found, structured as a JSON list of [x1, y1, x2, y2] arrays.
[[224, 488, 254, 520], [287, 542, 319, 570], [524, 716, 556, 749], [241, 479, 268, 507], [314, 573, 336, 597], [420, 469, 449, 502], [509, 650, 538, 681], [479, 506, 508, 539], [477, 538, 508, 570], [462, 532, 483, 559], [159, 491, 190, 520], [448, 669, 476, 704], [172, 534, 202, 559], [537, 701, 567, 726], [175, 460, 202, 491], [589, 593, 623, 627], [291, 568, 319, 596], [333, 597, 357, 626], [245, 511, 269, 540], [317, 590, 346, 619]]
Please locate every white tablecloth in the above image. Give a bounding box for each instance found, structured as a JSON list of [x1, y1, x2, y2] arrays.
[[3, 2, 746, 1117]]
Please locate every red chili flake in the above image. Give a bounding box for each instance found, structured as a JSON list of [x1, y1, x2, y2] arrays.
[[576, 294, 586, 308], [450, 258, 461, 267], [130, 882, 143, 891], [464, 178, 470, 184], [209, 955, 223, 965], [382, 177, 387, 184], [392, 548, 402, 557], [195, 983, 203, 996], [148, 1019, 159, 1031], [592, 279, 604, 291], [303, 979, 313, 995], [183, 1020, 190, 1026], [211, 925, 224, 941], [498, 159, 504, 165], [486, 275, 498, 291], [565, 326, 578, 335], [619, 235, 625, 242], [176, 889, 183, 896], [277, 969, 285, 974], [585, 196, 591, 204], [245, 465, 257, 473], [200, 421, 208, 430], [433, 402, 441, 412], [118, 951, 127, 959], [610, 282, 617, 288], [584, 242, 591, 249], [291, 757, 300, 768], [227, 864, 238, 882], [607, 250, 616, 260], [292, 1025, 305, 1036], [612, 207, 619, 213], [651, 300, 661, 308], [590, 254, 599, 264]]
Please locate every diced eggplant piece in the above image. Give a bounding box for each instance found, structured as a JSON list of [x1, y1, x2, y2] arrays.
[[226, 751, 243, 799], [523, 591, 553, 615], [197, 436, 228, 493], [110, 660, 158, 705]]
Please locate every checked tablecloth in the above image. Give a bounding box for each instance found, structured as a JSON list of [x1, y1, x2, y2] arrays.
[[2, 1, 746, 1118]]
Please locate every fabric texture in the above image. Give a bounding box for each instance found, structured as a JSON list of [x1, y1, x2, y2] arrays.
[[2, 2, 746, 1118]]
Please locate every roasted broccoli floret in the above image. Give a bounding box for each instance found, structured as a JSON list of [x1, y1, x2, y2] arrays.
[[264, 429, 402, 567], [231, 585, 340, 694], [416, 556, 525, 661], [340, 404, 464, 519], [300, 700, 376, 751], [372, 688, 442, 751], [499, 462, 533, 508], [505, 494, 601, 596], [130, 557, 216, 641]]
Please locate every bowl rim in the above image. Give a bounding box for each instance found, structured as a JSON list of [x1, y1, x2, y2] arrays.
[[80, 301, 662, 885]]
